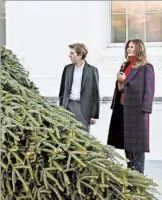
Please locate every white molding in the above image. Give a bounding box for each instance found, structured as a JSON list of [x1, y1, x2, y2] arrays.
[[101, 1, 110, 50], [107, 42, 162, 48]]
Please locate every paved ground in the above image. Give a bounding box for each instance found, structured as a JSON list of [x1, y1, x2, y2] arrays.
[[90, 102, 162, 199], [145, 160, 162, 199]]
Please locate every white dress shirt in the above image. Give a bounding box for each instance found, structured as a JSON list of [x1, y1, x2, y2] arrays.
[[70, 62, 84, 100]]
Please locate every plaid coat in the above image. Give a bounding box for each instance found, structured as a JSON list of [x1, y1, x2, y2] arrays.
[[107, 62, 155, 152]]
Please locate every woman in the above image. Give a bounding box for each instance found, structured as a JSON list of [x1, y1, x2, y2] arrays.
[[107, 39, 155, 174]]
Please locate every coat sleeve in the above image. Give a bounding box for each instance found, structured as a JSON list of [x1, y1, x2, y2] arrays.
[[141, 64, 155, 114], [91, 67, 100, 119], [110, 81, 118, 109], [59, 66, 66, 106], [110, 62, 125, 109]]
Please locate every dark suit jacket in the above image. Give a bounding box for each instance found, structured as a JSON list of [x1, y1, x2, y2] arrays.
[[59, 62, 100, 122]]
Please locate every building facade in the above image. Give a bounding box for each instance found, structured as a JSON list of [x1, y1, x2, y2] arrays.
[[1, 1, 162, 160]]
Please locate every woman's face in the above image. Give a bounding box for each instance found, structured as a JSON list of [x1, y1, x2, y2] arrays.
[[127, 41, 136, 57]]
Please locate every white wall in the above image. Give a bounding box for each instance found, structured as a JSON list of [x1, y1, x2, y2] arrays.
[[6, 1, 103, 96], [6, 1, 162, 97]]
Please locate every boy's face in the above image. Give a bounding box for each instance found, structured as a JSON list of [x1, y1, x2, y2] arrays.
[[69, 48, 82, 64]]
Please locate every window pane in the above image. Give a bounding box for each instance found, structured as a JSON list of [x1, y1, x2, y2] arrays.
[[146, 14, 162, 42], [111, 14, 126, 43], [128, 1, 146, 13], [128, 14, 145, 41], [111, 1, 126, 13], [146, 2, 162, 12]]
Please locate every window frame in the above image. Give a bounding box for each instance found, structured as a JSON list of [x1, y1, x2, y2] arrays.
[[106, 1, 162, 48]]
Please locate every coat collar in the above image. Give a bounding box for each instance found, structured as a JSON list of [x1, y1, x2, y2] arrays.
[[125, 67, 139, 85], [120, 62, 140, 85], [68, 65, 74, 92], [68, 61, 89, 92], [81, 61, 89, 92]]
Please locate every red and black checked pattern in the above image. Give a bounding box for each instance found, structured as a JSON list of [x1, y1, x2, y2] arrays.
[[108, 63, 155, 152]]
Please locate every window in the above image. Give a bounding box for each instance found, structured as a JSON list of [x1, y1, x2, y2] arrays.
[[0, 0, 6, 46], [111, 1, 162, 43]]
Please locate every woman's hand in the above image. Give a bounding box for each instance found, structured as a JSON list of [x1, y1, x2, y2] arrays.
[[118, 81, 124, 92], [117, 72, 126, 83]]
